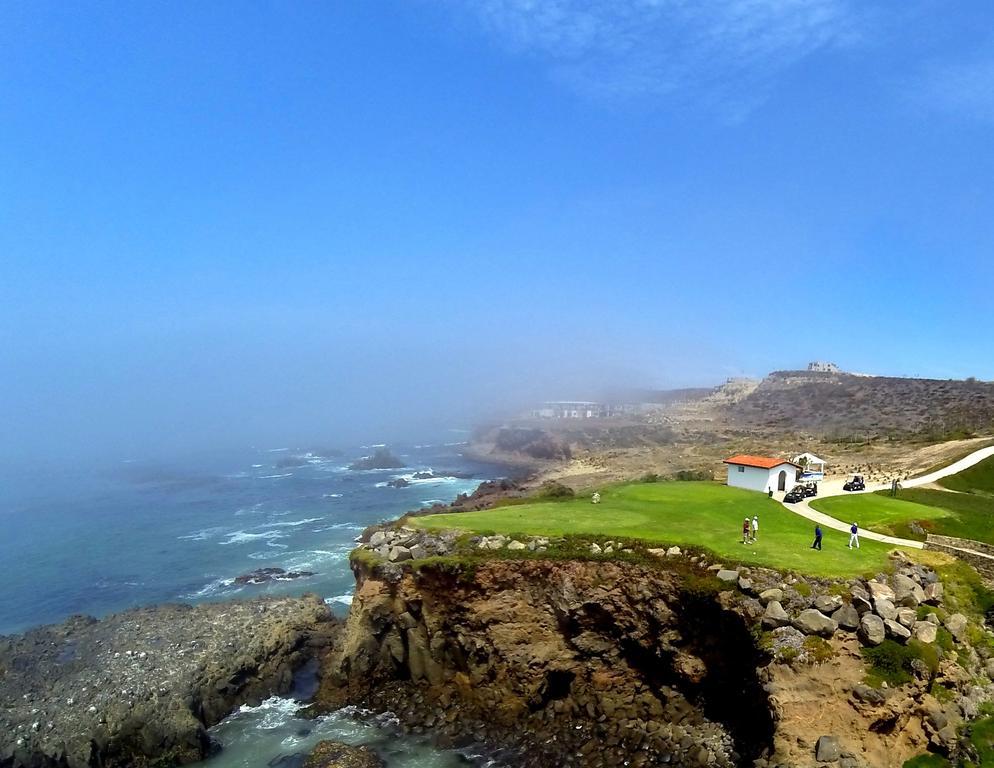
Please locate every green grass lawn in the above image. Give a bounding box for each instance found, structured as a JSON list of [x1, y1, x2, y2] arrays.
[[414, 481, 900, 578], [937, 454, 994, 495], [813, 488, 994, 545]]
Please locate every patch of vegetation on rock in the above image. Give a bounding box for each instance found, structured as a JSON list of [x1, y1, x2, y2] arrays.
[[862, 639, 938, 687]]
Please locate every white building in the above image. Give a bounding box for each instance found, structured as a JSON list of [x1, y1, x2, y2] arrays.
[[724, 455, 801, 493], [792, 452, 827, 482], [533, 401, 604, 419]]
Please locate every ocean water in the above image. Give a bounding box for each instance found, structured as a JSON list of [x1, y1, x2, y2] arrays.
[[0, 441, 507, 767]]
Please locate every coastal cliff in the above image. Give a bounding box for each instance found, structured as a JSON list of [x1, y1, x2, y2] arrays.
[[314, 557, 773, 766], [0, 595, 337, 768], [313, 541, 994, 768]]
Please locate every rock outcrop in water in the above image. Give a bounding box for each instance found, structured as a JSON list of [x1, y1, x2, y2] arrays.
[[304, 740, 383, 768], [349, 449, 404, 471], [0, 595, 338, 768]]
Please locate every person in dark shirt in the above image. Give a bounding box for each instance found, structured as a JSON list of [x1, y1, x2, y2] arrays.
[[811, 525, 823, 550]]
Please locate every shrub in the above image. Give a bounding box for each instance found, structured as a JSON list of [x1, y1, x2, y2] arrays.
[[640, 472, 661, 483], [802, 636, 834, 664], [674, 469, 713, 481], [862, 639, 938, 687], [536, 480, 575, 499], [902, 754, 951, 768]]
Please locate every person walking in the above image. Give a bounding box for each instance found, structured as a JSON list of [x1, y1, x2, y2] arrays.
[[742, 517, 751, 545], [849, 522, 860, 549], [810, 524, 823, 550], [751, 515, 759, 542]]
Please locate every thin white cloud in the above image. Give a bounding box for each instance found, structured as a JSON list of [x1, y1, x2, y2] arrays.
[[449, 0, 863, 116], [916, 48, 994, 122]]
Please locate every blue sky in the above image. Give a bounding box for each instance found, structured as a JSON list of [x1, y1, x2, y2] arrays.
[[2, 1, 994, 458]]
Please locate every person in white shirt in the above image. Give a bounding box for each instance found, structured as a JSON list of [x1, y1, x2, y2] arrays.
[[751, 515, 759, 542], [849, 522, 860, 549]]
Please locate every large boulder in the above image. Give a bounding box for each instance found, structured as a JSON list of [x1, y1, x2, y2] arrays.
[[896, 608, 917, 629], [893, 574, 926, 608], [815, 735, 841, 762], [923, 582, 944, 606], [873, 598, 898, 622], [867, 581, 896, 603], [759, 588, 784, 605], [945, 613, 969, 642], [852, 595, 873, 615], [832, 604, 860, 632], [859, 614, 886, 646], [388, 546, 412, 563], [912, 621, 938, 644], [814, 595, 844, 614], [793, 609, 838, 638], [716, 569, 740, 583], [763, 601, 791, 629], [885, 619, 912, 643]]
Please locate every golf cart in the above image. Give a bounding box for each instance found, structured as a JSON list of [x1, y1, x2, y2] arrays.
[[843, 475, 865, 492], [802, 482, 818, 498], [784, 485, 806, 503]]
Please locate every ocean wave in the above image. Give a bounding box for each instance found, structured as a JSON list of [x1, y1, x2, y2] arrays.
[[251, 463, 263, 468], [257, 517, 324, 529], [177, 526, 229, 541], [267, 448, 290, 452], [220, 530, 288, 546], [235, 696, 302, 729], [323, 492, 343, 498], [266, 541, 289, 549], [324, 593, 354, 606], [376, 471, 462, 488], [234, 503, 265, 516], [258, 473, 293, 479], [310, 522, 363, 533], [187, 577, 240, 599], [420, 499, 445, 506]]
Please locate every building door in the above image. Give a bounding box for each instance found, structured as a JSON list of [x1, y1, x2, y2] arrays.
[[777, 471, 787, 491]]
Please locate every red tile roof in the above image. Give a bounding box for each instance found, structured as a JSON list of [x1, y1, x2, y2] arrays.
[[723, 454, 799, 470]]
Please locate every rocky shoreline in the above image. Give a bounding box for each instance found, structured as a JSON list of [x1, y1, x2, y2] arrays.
[[0, 595, 337, 768]]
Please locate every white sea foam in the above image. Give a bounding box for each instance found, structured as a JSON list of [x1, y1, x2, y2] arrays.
[[258, 473, 293, 479], [323, 493, 343, 498], [235, 696, 301, 729], [234, 503, 265, 516], [311, 522, 363, 533], [177, 526, 229, 541], [221, 530, 288, 545], [187, 577, 239, 599], [251, 464, 264, 468], [257, 517, 323, 529], [325, 593, 354, 606], [267, 448, 290, 452], [420, 499, 445, 506], [266, 541, 289, 549]]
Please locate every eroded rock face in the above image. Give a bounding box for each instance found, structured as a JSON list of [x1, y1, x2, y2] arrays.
[[0, 596, 337, 768], [317, 560, 774, 768]]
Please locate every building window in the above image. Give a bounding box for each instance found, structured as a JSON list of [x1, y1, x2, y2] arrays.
[[738, 466, 745, 473]]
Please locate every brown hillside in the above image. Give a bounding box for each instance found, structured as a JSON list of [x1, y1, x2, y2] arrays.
[[731, 371, 994, 439]]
